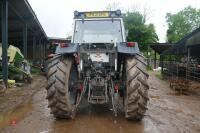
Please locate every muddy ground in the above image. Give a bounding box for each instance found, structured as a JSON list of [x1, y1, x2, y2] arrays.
[[0, 72, 200, 133], [0, 75, 45, 129]]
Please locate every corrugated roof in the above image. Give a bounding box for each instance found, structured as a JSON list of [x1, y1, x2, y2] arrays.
[[162, 27, 200, 56], [150, 43, 173, 54], [0, 0, 47, 43]]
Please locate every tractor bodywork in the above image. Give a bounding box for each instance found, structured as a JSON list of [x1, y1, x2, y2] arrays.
[[46, 10, 149, 120]]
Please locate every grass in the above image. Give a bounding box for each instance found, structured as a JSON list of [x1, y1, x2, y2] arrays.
[[146, 65, 153, 71]]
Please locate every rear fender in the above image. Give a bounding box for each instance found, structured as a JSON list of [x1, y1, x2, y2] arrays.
[[55, 43, 79, 54], [117, 42, 139, 54]]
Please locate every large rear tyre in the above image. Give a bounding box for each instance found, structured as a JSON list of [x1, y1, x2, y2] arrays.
[[46, 57, 77, 119], [125, 54, 149, 120]]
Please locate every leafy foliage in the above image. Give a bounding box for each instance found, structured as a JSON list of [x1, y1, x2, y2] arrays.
[[166, 6, 200, 43], [123, 12, 159, 51]]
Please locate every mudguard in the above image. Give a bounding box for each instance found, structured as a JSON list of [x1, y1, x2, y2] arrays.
[[55, 43, 79, 54], [117, 42, 139, 54]]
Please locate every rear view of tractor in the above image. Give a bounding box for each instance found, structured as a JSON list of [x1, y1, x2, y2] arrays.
[[46, 10, 149, 120]]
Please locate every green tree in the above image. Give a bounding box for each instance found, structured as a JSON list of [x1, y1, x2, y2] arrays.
[[166, 6, 200, 43], [123, 12, 159, 51]]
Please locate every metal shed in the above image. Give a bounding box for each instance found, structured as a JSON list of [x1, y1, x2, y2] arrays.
[[149, 43, 173, 68], [0, 0, 48, 87], [161, 27, 200, 83], [162, 27, 200, 56]]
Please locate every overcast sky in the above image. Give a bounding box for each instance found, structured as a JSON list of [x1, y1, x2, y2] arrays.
[[28, 0, 199, 42]]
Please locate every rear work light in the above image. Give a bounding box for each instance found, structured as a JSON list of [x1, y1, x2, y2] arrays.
[[127, 42, 136, 47], [60, 43, 68, 48]]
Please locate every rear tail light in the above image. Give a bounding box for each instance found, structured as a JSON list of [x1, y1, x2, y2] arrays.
[[127, 42, 136, 47], [60, 43, 68, 48]]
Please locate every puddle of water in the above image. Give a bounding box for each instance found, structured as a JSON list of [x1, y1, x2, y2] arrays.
[[45, 103, 159, 133], [0, 99, 33, 129], [50, 115, 146, 133], [0, 89, 161, 133]]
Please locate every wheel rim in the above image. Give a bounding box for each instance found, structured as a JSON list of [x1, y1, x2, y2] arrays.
[[68, 65, 78, 105]]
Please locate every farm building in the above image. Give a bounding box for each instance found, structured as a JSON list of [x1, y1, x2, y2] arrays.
[[0, 0, 48, 86], [150, 27, 200, 90]]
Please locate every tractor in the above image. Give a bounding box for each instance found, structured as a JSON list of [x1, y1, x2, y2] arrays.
[[46, 10, 149, 120]]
